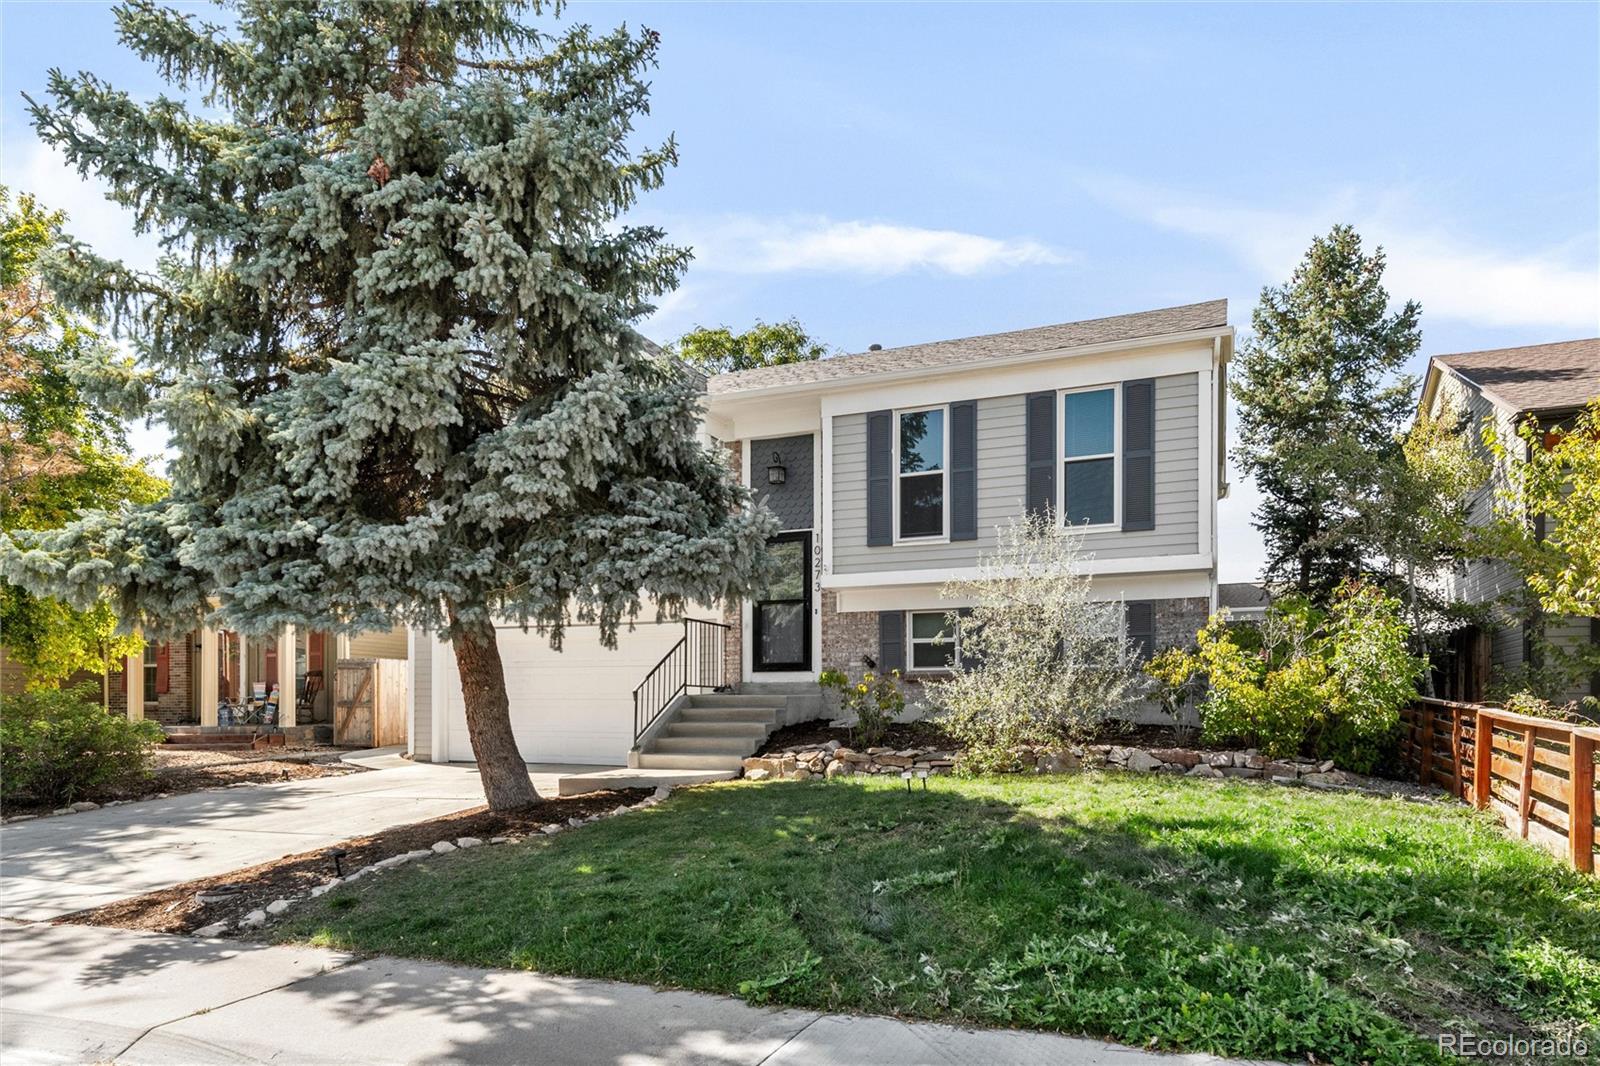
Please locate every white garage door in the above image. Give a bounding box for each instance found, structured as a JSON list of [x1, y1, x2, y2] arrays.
[[437, 619, 687, 765]]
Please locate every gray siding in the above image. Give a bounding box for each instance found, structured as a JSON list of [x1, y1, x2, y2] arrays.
[[748, 433, 814, 530], [831, 373, 1200, 574], [411, 633, 432, 760]]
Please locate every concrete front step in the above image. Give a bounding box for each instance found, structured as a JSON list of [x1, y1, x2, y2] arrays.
[[650, 736, 758, 755], [635, 751, 748, 770], [665, 720, 769, 738], [678, 707, 777, 724], [687, 693, 788, 709]]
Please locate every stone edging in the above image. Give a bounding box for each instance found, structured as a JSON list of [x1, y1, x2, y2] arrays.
[[743, 743, 1350, 788], [189, 785, 675, 938]]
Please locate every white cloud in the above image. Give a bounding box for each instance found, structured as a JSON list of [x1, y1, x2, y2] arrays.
[[1081, 175, 1599, 333], [2, 138, 163, 273], [682, 214, 1067, 277]]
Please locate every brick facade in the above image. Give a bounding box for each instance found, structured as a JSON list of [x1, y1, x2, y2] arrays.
[[105, 633, 199, 724]]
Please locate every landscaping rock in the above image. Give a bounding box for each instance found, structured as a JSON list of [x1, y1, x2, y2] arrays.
[[1125, 750, 1164, 773], [567, 816, 585, 828], [1037, 750, 1081, 774], [431, 841, 458, 854], [404, 849, 432, 862], [1302, 771, 1347, 789], [375, 854, 411, 869], [746, 768, 770, 781], [1204, 751, 1233, 767], [239, 910, 267, 929], [1188, 764, 1224, 779], [653, 786, 672, 799], [69, 801, 100, 812], [1318, 760, 1336, 773], [52, 807, 72, 816], [1265, 761, 1300, 779], [1219, 766, 1262, 779], [265, 899, 292, 916], [489, 836, 511, 845], [541, 824, 563, 835], [790, 768, 813, 781], [310, 880, 341, 897], [824, 760, 851, 778], [457, 836, 484, 848], [194, 922, 230, 937]]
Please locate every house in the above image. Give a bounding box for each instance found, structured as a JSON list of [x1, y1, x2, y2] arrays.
[[1417, 336, 1600, 704], [409, 299, 1234, 769], [1217, 582, 1272, 623]]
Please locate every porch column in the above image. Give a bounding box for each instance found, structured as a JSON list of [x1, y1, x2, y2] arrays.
[[238, 634, 250, 703], [124, 639, 145, 722], [277, 623, 297, 727], [199, 627, 219, 726]]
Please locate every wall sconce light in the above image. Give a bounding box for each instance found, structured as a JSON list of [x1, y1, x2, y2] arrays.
[[766, 451, 786, 485]]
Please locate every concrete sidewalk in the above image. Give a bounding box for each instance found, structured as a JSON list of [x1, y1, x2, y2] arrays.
[[0, 922, 1259, 1066], [0, 761, 592, 921]]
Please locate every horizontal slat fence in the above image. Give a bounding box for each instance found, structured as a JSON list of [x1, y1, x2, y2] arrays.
[[1399, 698, 1597, 873]]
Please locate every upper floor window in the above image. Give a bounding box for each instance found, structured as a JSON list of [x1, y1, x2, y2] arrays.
[[897, 406, 946, 539], [1061, 386, 1117, 526]]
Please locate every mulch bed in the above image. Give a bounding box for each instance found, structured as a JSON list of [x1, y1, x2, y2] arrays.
[[59, 788, 650, 937], [756, 718, 1192, 756]]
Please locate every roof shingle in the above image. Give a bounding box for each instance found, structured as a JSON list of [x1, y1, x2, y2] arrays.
[[1435, 338, 1600, 414], [707, 299, 1229, 396]]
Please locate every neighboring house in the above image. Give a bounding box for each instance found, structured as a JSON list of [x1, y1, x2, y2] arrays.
[[411, 299, 1234, 768], [1217, 582, 1272, 623], [2, 625, 408, 738], [1417, 337, 1600, 705]]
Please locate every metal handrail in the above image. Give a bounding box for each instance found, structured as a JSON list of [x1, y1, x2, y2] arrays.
[[632, 617, 730, 745]]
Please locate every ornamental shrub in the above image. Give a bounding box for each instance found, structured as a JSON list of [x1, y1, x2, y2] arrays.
[[819, 668, 904, 748], [0, 683, 164, 807], [1151, 583, 1423, 772]]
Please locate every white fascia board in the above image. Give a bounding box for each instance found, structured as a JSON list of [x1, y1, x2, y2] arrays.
[[705, 327, 1233, 413], [824, 553, 1216, 590], [834, 568, 1215, 613], [813, 341, 1218, 420]]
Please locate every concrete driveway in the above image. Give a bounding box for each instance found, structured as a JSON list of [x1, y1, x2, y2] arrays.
[[0, 760, 596, 921], [1, 922, 1263, 1066]]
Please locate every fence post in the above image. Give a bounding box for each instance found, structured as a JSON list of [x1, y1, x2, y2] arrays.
[[1572, 733, 1596, 874], [1473, 709, 1492, 810], [1518, 727, 1536, 839], [1450, 707, 1464, 801], [1420, 706, 1434, 786]]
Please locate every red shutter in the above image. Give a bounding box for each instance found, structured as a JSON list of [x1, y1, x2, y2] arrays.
[[264, 642, 277, 684], [308, 632, 325, 673], [156, 643, 171, 693]]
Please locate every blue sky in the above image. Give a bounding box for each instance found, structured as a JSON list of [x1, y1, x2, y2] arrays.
[[3, 2, 1597, 581]]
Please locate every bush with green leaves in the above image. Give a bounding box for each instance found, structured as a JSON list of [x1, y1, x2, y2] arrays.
[[818, 668, 905, 748], [0, 683, 163, 807], [1149, 583, 1423, 772]]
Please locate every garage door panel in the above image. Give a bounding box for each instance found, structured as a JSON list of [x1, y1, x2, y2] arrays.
[[440, 620, 687, 765]]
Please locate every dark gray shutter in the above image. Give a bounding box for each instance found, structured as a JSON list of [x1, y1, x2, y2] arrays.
[[1125, 600, 1155, 663], [1025, 391, 1056, 519], [867, 410, 893, 546], [1122, 379, 1155, 531], [950, 400, 977, 541], [878, 611, 905, 674]]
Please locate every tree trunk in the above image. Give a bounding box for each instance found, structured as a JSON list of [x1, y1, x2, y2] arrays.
[[447, 608, 539, 810]]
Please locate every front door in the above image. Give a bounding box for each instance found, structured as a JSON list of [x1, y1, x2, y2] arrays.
[[754, 531, 811, 672]]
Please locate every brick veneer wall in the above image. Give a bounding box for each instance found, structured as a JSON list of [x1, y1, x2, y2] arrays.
[[103, 633, 199, 724]]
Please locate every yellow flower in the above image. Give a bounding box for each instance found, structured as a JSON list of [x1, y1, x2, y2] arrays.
[[856, 683, 868, 694]]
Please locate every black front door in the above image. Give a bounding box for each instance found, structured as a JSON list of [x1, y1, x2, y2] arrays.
[[754, 531, 811, 672]]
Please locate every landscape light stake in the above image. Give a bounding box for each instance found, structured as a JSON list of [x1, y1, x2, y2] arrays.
[[330, 848, 348, 878]]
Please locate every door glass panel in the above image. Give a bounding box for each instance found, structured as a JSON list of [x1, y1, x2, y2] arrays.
[[762, 540, 805, 599], [758, 603, 805, 666]]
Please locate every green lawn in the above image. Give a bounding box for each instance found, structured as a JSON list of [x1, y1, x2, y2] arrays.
[[279, 775, 1599, 1065]]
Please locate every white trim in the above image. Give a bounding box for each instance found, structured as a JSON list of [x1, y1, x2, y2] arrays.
[[1057, 382, 1120, 533], [405, 627, 418, 759], [893, 403, 950, 545], [1199, 364, 1215, 558], [821, 413, 834, 579], [834, 569, 1214, 613], [824, 552, 1216, 589], [430, 629, 449, 763], [711, 327, 1232, 408]]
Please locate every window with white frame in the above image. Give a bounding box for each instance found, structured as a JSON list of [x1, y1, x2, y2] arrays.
[[897, 406, 946, 539], [1061, 386, 1117, 526], [908, 611, 959, 671], [143, 644, 158, 698]]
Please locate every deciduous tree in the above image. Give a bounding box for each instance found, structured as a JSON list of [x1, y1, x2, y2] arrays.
[[672, 319, 829, 375]]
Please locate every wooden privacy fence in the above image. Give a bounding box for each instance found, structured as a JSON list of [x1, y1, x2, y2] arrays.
[[334, 658, 407, 748], [1399, 697, 1597, 873]]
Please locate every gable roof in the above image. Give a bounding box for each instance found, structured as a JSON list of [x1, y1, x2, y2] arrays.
[[1433, 337, 1600, 415], [1218, 582, 1272, 612], [707, 299, 1229, 397]]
